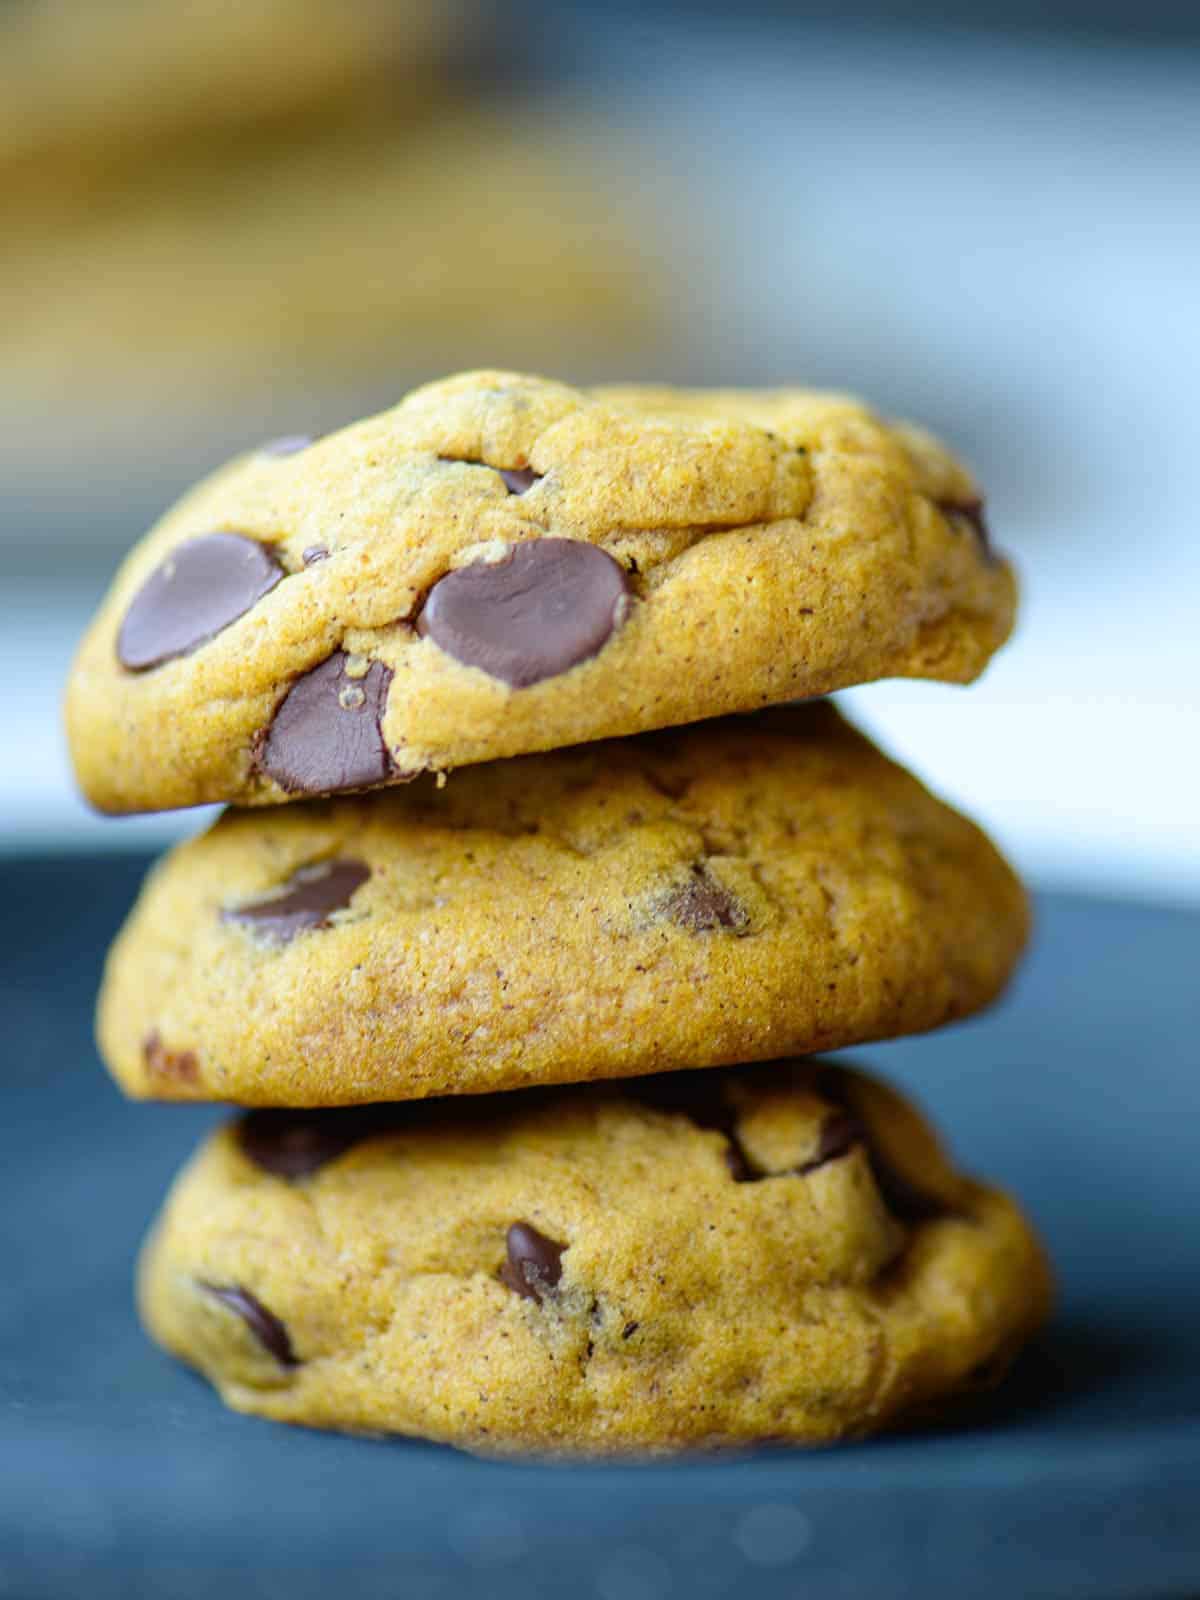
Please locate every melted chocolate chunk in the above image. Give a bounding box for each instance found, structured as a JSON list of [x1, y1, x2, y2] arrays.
[[222, 859, 370, 945], [660, 865, 748, 933], [199, 1282, 298, 1366], [417, 540, 629, 688], [732, 1107, 868, 1186], [632, 1070, 921, 1195], [815, 1069, 950, 1223], [143, 1031, 199, 1087], [629, 1068, 953, 1208], [723, 1142, 757, 1182], [499, 1222, 566, 1302], [498, 467, 542, 495], [117, 533, 283, 671], [627, 1069, 735, 1132], [937, 495, 992, 558], [627, 1070, 760, 1180], [795, 1112, 866, 1176], [869, 1153, 950, 1224], [302, 545, 329, 566], [260, 434, 316, 457], [437, 455, 542, 496], [237, 1105, 401, 1178], [644, 768, 692, 802], [260, 653, 393, 794]]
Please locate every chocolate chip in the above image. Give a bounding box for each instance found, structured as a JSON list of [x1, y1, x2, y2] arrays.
[[498, 467, 541, 495], [237, 1105, 400, 1178], [627, 1071, 761, 1181], [117, 533, 283, 671], [621, 1321, 639, 1340], [499, 1222, 566, 1302], [302, 545, 329, 566], [260, 652, 394, 794], [938, 495, 992, 558], [659, 865, 749, 933], [733, 1106, 867, 1186], [222, 859, 370, 945], [644, 769, 691, 802], [143, 1031, 199, 1087], [795, 1112, 865, 1176], [417, 540, 629, 688], [437, 455, 542, 496], [815, 1069, 950, 1223], [199, 1282, 298, 1366], [633, 1070, 930, 1198], [260, 434, 315, 457], [724, 1142, 757, 1182], [627, 1069, 734, 1133], [869, 1153, 950, 1224]]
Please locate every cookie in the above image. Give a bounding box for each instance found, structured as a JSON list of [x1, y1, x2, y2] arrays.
[[1, 0, 455, 217], [66, 371, 1015, 814], [7, 115, 666, 446], [97, 703, 1028, 1105], [137, 1058, 1052, 1455]]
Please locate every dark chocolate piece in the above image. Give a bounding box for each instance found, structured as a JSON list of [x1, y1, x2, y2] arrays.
[[659, 865, 748, 933], [499, 1222, 566, 1302], [815, 1069, 951, 1223], [260, 653, 393, 794], [222, 859, 370, 945], [237, 1105, 403, 1179], [937, 495, 992, 558], [199, 1282, 298, 1366], [117, 533, 283, 671], [627, 1070, 760, 1181], [498, 467, 541, 495], [795, 1112, 866, 1176], [417, 540, 629, 688]]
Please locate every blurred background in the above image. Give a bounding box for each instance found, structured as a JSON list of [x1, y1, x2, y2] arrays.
[[2, 0, 1197, 902]]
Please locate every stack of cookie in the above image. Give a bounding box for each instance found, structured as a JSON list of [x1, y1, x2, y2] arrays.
[[67, 371, 1051, 1456]]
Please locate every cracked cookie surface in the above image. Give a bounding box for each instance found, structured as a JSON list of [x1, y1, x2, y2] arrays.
[[97, 703, 1028, 1105], [137, 1058, 1052, 1455], [66, 369, 1016, 814]]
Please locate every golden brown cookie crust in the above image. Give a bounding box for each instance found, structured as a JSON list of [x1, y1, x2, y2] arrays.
[[137, 1060, 1052, 1456], [66, 371, 1016, 814], [97, 704, 1029, 1106]]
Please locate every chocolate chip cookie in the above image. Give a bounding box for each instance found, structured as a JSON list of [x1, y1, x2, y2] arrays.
[[1, 0, 455, 214], [66, 371, 1016, 813], [137, 1059, 1051, 1455], [97, 703, 1028, 1105], [8, 118, 664, 447]]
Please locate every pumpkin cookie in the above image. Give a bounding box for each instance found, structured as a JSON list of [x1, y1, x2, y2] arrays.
[[67, 371, 1015, 813], [138, 1058, 1051, 1455], [97, 704, 1028, 1105]]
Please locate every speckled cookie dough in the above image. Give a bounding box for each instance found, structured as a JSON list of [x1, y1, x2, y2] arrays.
[[97, 703, 1029, 1106], [66, 371, 1016, 814], [138, 1058, 1052, 1456]]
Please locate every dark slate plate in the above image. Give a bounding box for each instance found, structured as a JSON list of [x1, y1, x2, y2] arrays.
[[2, 855, 1198, 1599]]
